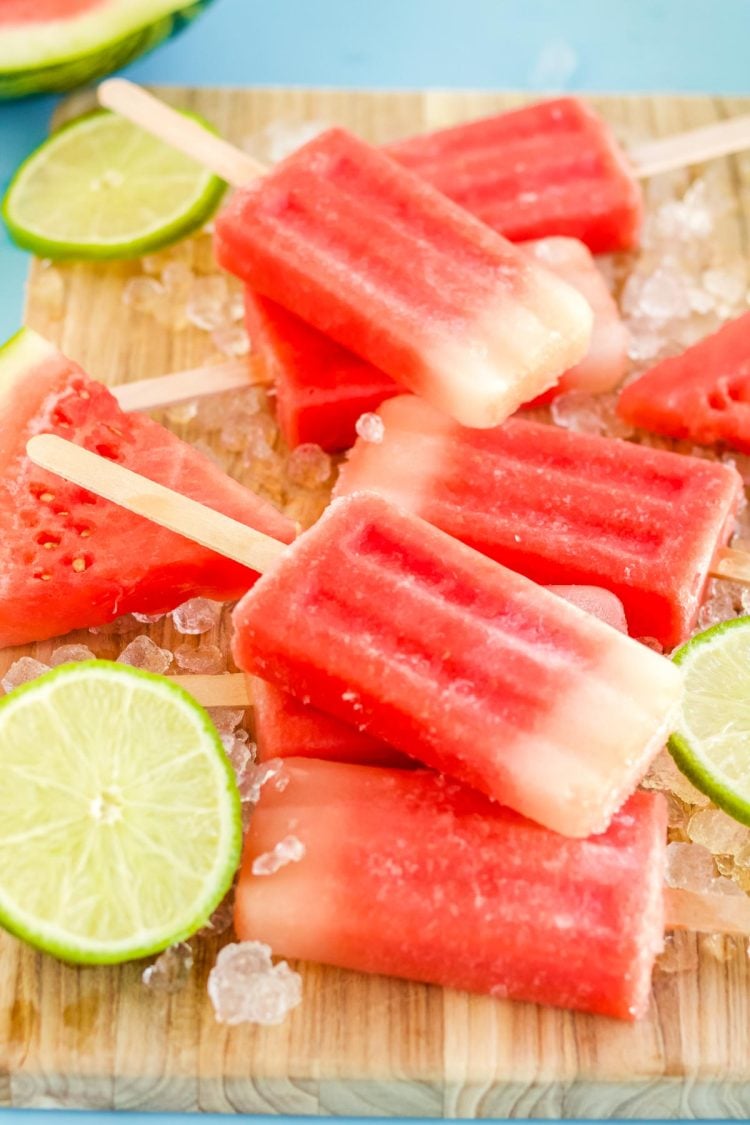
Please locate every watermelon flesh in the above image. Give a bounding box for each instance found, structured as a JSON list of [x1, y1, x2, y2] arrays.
[[252, 584, 628, 764], [617, 311, 750, 453], [235, 758, 667, 1020], [0, 329, 294, 649]]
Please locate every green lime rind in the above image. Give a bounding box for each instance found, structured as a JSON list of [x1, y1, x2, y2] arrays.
[[0, 1, 215, 100], [0, 660, 242, 965], [2, 108, 225, 261], [669, 615, 750, 827]]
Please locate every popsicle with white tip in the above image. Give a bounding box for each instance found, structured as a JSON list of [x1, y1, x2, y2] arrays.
[[98, 79, 595, 429]]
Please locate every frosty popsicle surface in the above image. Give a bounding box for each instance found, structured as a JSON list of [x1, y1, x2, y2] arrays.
[[232, 491, 681, 838], [334, 396, 743, 649], [385, 97, 644, 253], [215, 127, 593, 428], [235, 759, 668, 1020]]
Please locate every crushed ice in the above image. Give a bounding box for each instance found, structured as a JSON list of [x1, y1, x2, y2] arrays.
[[207, 941, 302, 1026]]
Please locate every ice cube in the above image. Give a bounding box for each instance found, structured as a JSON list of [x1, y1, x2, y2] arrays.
[[174, 643, 226, 675], [142, 942, 194, 993], [1, 656, 51, 694], [166, 399, 199, 426], [642, 749, 711, 807], [699, 932, 733, 963], [206, 707, 245, 735], [222, 733, 256, 789], [355, 412, 385, 444], [244, 759, 287, 805], [687, 808, 750, 857], [239, 414, 278, 462], [171, 598, 222, 635], [186, 276, 230, 331], [117, 635, 173, 675], [122, 276, 164, 313], [211, 324, 250, 357], [132, 612, 166, 624], [286, 443, 332, 489], [207, 941, 302, 1026], [251, 834, 306, 876], [49, 644, 97, 666], [655, 932, 699, 974], [550, 392, 634, 439], [664, 841, 717, 892]]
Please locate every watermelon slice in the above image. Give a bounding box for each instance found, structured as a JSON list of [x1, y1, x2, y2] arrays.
[[0, 0, 214, 100], [0, 329, 294, 649], [617, 312, 750, 453]]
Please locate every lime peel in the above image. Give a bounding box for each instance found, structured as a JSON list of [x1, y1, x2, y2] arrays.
[[0, 660, 241, 964], [669, 616, 750, 828]]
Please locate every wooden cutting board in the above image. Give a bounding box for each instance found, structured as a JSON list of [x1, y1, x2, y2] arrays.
[[1, 86, 750, 1118]]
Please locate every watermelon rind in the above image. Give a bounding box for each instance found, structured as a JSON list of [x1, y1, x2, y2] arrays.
[[0, 0, 215, 100]]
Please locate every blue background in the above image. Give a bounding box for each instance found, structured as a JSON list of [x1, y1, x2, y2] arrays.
[[0, 1, 749, 1121]]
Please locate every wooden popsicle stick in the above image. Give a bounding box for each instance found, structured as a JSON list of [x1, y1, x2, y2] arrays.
[[98, 79, 266, 186], [26, 434, 287, 575], [101, 78, 750, 193], [629, 114, 750, 178], [664, 885, 750, 936], [112, 357, 266, 413], [711, 546, 750, 585], [169, 672, 251, 707]]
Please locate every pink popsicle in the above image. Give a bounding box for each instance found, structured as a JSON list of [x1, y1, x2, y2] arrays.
[[232, 491, 681, 837], [384, 97, 643, 253], [235, 759, 667, 1020], [214, 127, 593, 428], [334, 395, 742, 648], [244, 236, 624, 450]]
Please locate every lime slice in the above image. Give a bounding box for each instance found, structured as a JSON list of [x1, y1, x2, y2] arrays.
[[0, 660, 241, 963], [670, 616, 750, 826], [2, 109, 225, 260]]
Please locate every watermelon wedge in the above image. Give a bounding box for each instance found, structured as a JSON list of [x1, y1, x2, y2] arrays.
[[617, 312, 750, 453], [0, 0, 214, 100], [0, 329, 294, 649]]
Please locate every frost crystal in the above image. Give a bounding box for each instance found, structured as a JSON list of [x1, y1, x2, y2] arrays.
[[355, 412, 385, 444], [252, 835, 306, 876], [208, 941, 302, 1025], [1, 656, 51, 694], [142, 942, 194, 993], [117, 635, 173, 675], [286, 443, 332, 488], [171, 598, 222, 635]]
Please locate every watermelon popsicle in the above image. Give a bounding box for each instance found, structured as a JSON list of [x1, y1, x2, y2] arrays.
[[236, 759, 668, 1020], [213, 127, 593, 428], [26, 437, 681, 838], [334, 396, 744, 649], [244, 235, 626, 451], [385, 97, 643, 253]]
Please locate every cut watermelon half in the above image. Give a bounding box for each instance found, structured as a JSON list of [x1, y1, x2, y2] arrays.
[[0, 329, 294, 649], [617, 311, 750, 453], [0, 0, 214, 100]]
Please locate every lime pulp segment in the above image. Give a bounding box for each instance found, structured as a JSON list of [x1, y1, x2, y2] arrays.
[[670, 616, 750, 826], [2, 109, 225, 260], [0, 661, 241, 963]]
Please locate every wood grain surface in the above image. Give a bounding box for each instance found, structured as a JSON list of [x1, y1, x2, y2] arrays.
[[1, 87, 750, 1118]]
